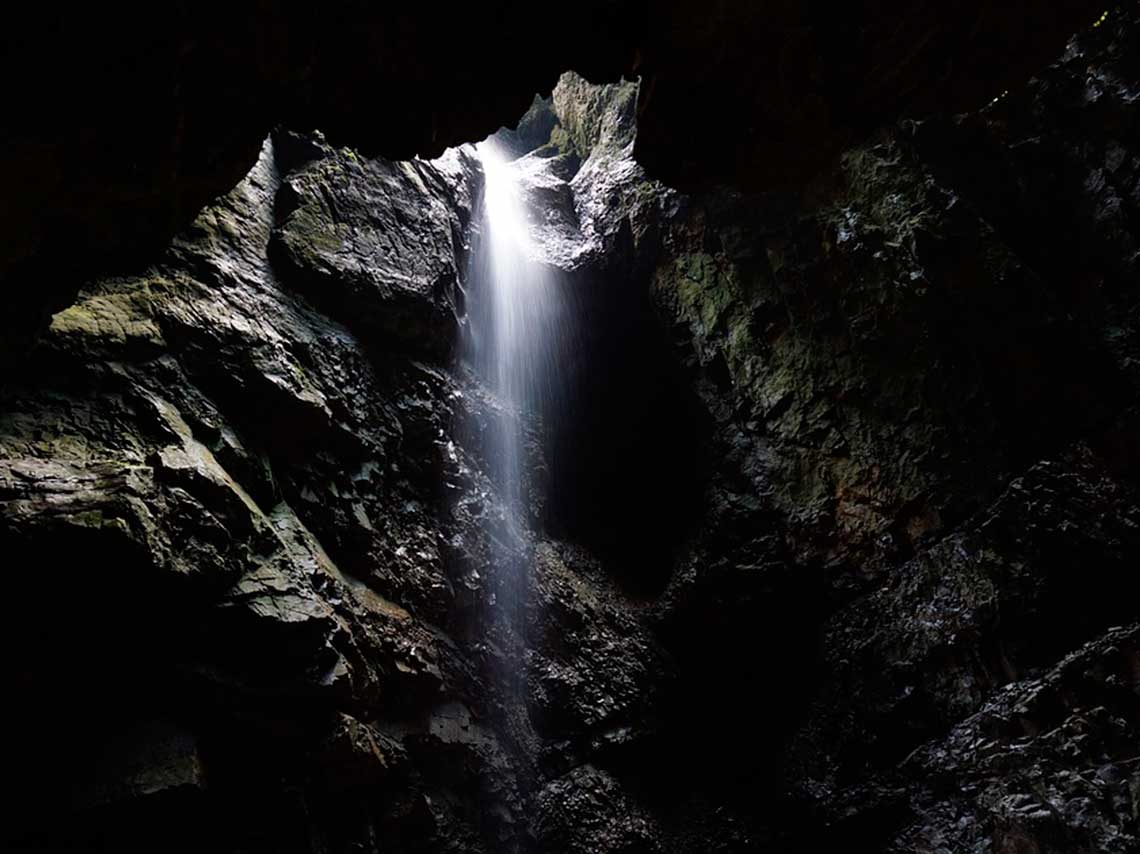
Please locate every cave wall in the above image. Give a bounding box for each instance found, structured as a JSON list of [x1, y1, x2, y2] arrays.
[[2, 136, 494, 851], [0, 88, 691, 852], [649, 9, 1140, 851]]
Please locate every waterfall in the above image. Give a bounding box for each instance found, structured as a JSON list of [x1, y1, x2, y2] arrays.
[[468, 139, 566, 522], [463, 138, 567, 701]]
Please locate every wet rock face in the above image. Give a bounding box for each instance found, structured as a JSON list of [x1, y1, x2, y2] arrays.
[[654, 130, 1121, 575], [647, 9, 1140, 852], [271, 140, 480, 359], [2, 136, 478, 851], [4, 12, 1140, 854]]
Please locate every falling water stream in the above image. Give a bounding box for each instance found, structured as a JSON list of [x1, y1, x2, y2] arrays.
[[471, 140, 562, 515], [464, 139, 568, 708]]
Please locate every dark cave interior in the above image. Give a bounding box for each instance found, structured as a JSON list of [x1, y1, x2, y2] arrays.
[[3, 5, 1140, 854]]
